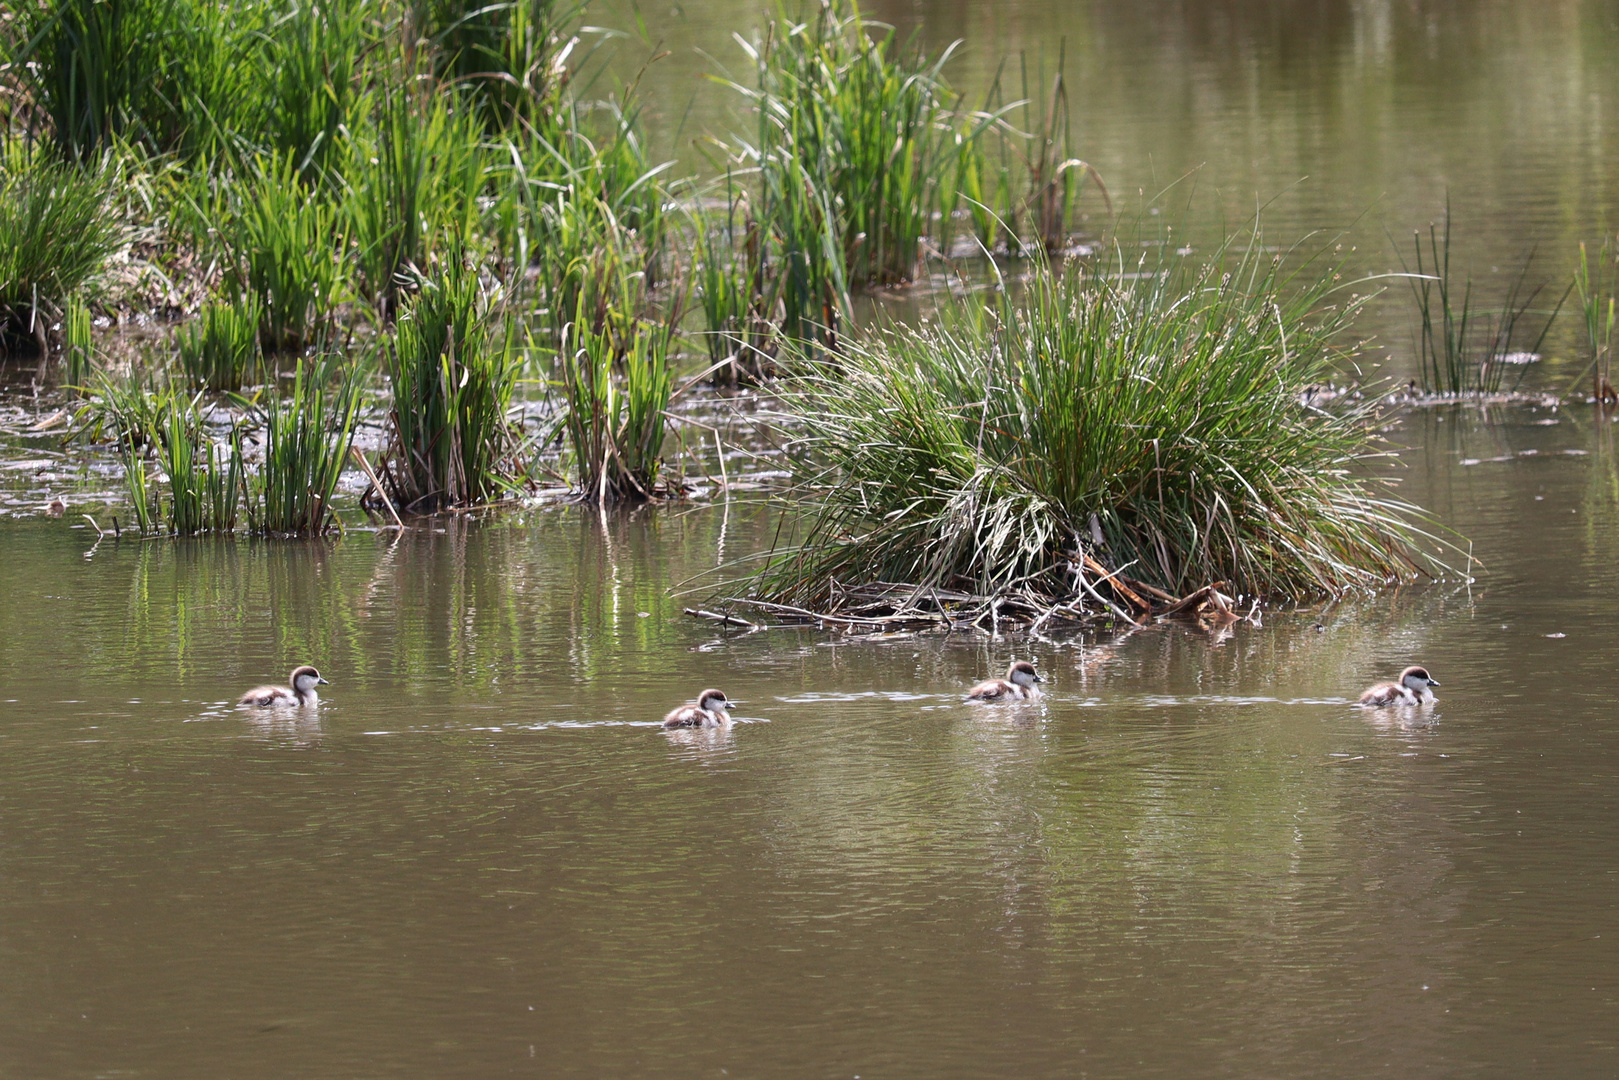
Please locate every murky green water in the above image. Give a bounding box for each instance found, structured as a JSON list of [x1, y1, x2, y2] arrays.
[[6, 2, 1619, 1076]]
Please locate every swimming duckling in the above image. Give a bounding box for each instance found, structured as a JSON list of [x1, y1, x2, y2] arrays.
[[239, 665, 329, 708], [967, 660, 1045, 702], [1358, 665, 1440, 707], [662, 689, 733, 729]]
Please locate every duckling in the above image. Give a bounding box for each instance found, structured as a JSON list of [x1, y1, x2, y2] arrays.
[[1358, 665, 1440, 707], [967, 660, 1045, 702], [662, 688, 733, 729], [239, 665, 329, 708]]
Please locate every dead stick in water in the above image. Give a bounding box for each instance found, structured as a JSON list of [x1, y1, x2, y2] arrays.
[[682, 607, 757, 629], [1077, 571, 1141, 626], [350, 448, 404, 530], [1082, 555, 1149, 612], [1156, 582, 1224, 618]]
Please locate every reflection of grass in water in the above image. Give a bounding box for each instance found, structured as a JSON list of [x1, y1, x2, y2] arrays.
[[1582, 413, 1619, 551]]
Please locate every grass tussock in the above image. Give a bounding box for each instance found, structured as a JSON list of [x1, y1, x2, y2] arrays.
[[154, 391, 242, 535], [0, 145, 126, 345], [379, 256, 523, 511], [95, 365, 355, 536], [238, 359, 362, 535], [558, 264, 679, 503], [212, 156, 348, 352], [345, 87, 487, 312], [750, 235, 1443, 610], [177, 294, 262, 392]]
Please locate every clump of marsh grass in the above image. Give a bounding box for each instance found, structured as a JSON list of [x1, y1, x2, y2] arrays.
[[176, 295, 262, 392], [8, 0, 175, 161], [748, 234, 1444, 612], [692, 187, 778, 385], [730, 0, 962, 289], [495, 90, 671, 337], [558, 265, 680, 504], [237, 358, 361, 535], [63, 294, 96, 394], [417, 0, 580, 130], [261, 0, 367, 180], [0, 145, 126, 348], [719, 0, 970, 353], [95, 379, 237, 534], [152, 391, 242, 534], [1402, 200, 1567, 395], [1574, 237, 1618, 404], [378, 256, 523, 511], [964, 46, 1110, 255], [212, 155, 348, 352], [345, 86, 487, 314]]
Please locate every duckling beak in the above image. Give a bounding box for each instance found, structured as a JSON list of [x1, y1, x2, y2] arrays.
[[1426, 678, 1439, 687], [318, 677, 330, 685]]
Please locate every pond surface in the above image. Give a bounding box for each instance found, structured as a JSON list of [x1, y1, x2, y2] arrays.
[[624, 0, 1619, 386], [5, 1, 1619, 1075], [2, 402, 1617, 1076]]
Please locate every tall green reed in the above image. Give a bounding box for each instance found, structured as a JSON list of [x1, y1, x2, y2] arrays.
[[63, 294, 95, 394], [1575, 237, 1618, 402], [1403, 200, 1566, 394], [381, 256, 522, 510], [177, 295, 263, 392], [238, 358, 361, 534], [730, 2, 959, 285], [0, 144, 126, 345], [750, 232, 1443, 606], [558, 262, 678, 504]]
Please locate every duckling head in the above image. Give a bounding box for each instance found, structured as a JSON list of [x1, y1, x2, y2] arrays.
[[1399, 666, 1439, 691], [1007, 661, 1044, 689], [291, 666, 330, 694]]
